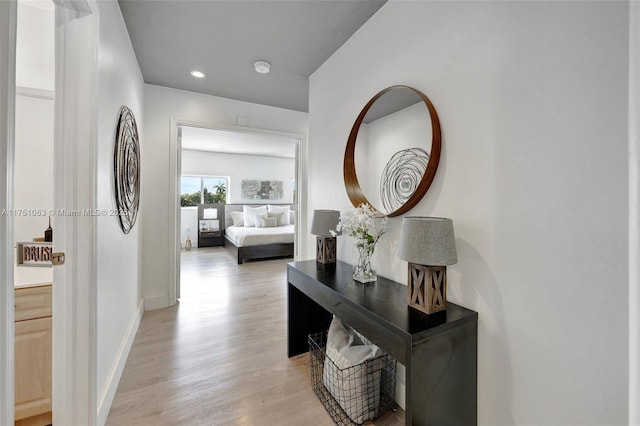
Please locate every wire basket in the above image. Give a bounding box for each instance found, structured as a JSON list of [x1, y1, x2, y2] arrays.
[[308, 331, 397, 425]]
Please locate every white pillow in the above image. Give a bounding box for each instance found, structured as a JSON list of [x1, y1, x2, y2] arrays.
[[289, 210, 296, 225], [268, 212, 285, 227], [253, 212, 269, 228], [325, 316, 354, 357], [229, 211, 244, 227], [323, 316, 382, 424], [243, 205, 267, 227], [261, 217, 278, 228], [268, 205, 290, 225]]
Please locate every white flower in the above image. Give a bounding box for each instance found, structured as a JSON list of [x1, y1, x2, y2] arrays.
[[334, 203, 386, 251]]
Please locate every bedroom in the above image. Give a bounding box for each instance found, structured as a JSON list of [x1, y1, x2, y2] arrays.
[[178, 124, 299, 268]]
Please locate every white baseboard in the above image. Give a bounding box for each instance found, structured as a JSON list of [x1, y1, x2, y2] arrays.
[[143, 294, 169, 311], [96, 299, 144, 425]]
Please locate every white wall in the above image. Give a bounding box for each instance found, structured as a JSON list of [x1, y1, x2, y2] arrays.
[[13, 97, 52, 235], [629, 2, 640, 423], [95, 1, 144, 423], [13, 93, 53, 286], [142, 84, 307, 309], [13, 1, 54, 286], [308, 1, 629, 425], [16, 1, 54, 91], [179, 207, 197, 248], [181, 149, 295, 204]]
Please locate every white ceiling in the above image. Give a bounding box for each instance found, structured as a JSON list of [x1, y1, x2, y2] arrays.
[[118, 0, 387, 112], [181, 126, 297, 159]]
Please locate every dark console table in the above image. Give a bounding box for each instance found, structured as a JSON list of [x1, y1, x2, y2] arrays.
[[287, 260, 477, 426]]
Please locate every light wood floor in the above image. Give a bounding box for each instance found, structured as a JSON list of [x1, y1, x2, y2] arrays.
[[106, 247, 404, 426]]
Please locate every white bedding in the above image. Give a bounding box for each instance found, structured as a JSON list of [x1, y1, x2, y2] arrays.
[[225, 224, 294, 247]]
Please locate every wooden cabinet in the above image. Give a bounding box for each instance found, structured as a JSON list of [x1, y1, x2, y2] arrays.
[[15, 284, 51, 322], [14, 284, 52, 424]]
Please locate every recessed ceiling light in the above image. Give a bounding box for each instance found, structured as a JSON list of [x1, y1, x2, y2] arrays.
[[254, 61, 271, 74], [190, 70, 205, 78]]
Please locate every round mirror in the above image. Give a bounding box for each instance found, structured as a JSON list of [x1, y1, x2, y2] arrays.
[[344, 85, 441, 217]]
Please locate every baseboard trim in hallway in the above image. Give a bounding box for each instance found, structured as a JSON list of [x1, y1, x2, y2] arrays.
[[98, 299, 145, 425]]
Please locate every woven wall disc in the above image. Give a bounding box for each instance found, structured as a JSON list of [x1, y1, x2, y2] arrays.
[[114, 106, 140, 234]]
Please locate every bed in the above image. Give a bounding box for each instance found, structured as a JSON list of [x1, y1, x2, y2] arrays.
[[224, 204, 295, 264]]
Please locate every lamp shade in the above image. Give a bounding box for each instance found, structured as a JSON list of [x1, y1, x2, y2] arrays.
[[311, 210, 341, 237], [397, 217, 457, 265], [203, 208, 217, 219]]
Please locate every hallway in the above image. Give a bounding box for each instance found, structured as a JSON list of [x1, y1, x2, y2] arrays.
[[106, 247, 403, 425]]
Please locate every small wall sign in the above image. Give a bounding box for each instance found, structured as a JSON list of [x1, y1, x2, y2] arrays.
[[17, 242, 52, 267]]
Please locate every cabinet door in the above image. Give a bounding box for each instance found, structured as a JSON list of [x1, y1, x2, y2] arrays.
[[15, 285, 52, 322], [14, 317, 52, 421]]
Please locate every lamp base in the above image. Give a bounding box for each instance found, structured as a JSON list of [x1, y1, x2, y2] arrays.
[[316, 236, 337, 264], [407, 263, 447, 314]]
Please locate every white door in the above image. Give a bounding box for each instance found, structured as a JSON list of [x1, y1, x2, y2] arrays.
[[52, 2, 99, 424], [0, 0, 98, 424]]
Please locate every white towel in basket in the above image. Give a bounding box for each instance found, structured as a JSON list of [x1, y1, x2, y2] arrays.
[[323, 316, 382, 424]]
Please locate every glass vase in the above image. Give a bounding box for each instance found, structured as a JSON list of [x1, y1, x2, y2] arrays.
[[353, 245, 376, 283]]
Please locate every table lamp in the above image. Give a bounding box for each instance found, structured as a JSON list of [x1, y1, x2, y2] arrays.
[[203, 208, 217, 219], [398, 217, 457, 314], [311, 210, 341, 264]]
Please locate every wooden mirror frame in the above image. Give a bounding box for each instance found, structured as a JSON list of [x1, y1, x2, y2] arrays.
[[343, 85, 442, 217]]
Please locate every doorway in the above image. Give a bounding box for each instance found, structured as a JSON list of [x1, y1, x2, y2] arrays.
[[175, 123, 302, 300], [1, 0, 100, 424]]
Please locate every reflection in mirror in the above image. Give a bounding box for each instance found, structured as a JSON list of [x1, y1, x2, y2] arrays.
[[352, 87, 435, 215], [380, 147, 429, 212]]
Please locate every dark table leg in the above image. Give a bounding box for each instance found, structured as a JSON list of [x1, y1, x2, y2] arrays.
[[287, 282, 332, 358], [410, 320, 478, 425]]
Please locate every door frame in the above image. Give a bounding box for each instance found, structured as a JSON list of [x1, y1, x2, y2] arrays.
[[0, 1, 98, 423], [0, 1, 17, 424], [630, 1, 640, 423], [53, 0, 99, 424], [170, 119, 306, 303]]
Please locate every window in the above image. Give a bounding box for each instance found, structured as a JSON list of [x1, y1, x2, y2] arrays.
[[181, 176, 228, 206]]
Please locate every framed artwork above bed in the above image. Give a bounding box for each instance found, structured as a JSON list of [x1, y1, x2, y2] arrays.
[[241, 180, 283, 200]]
